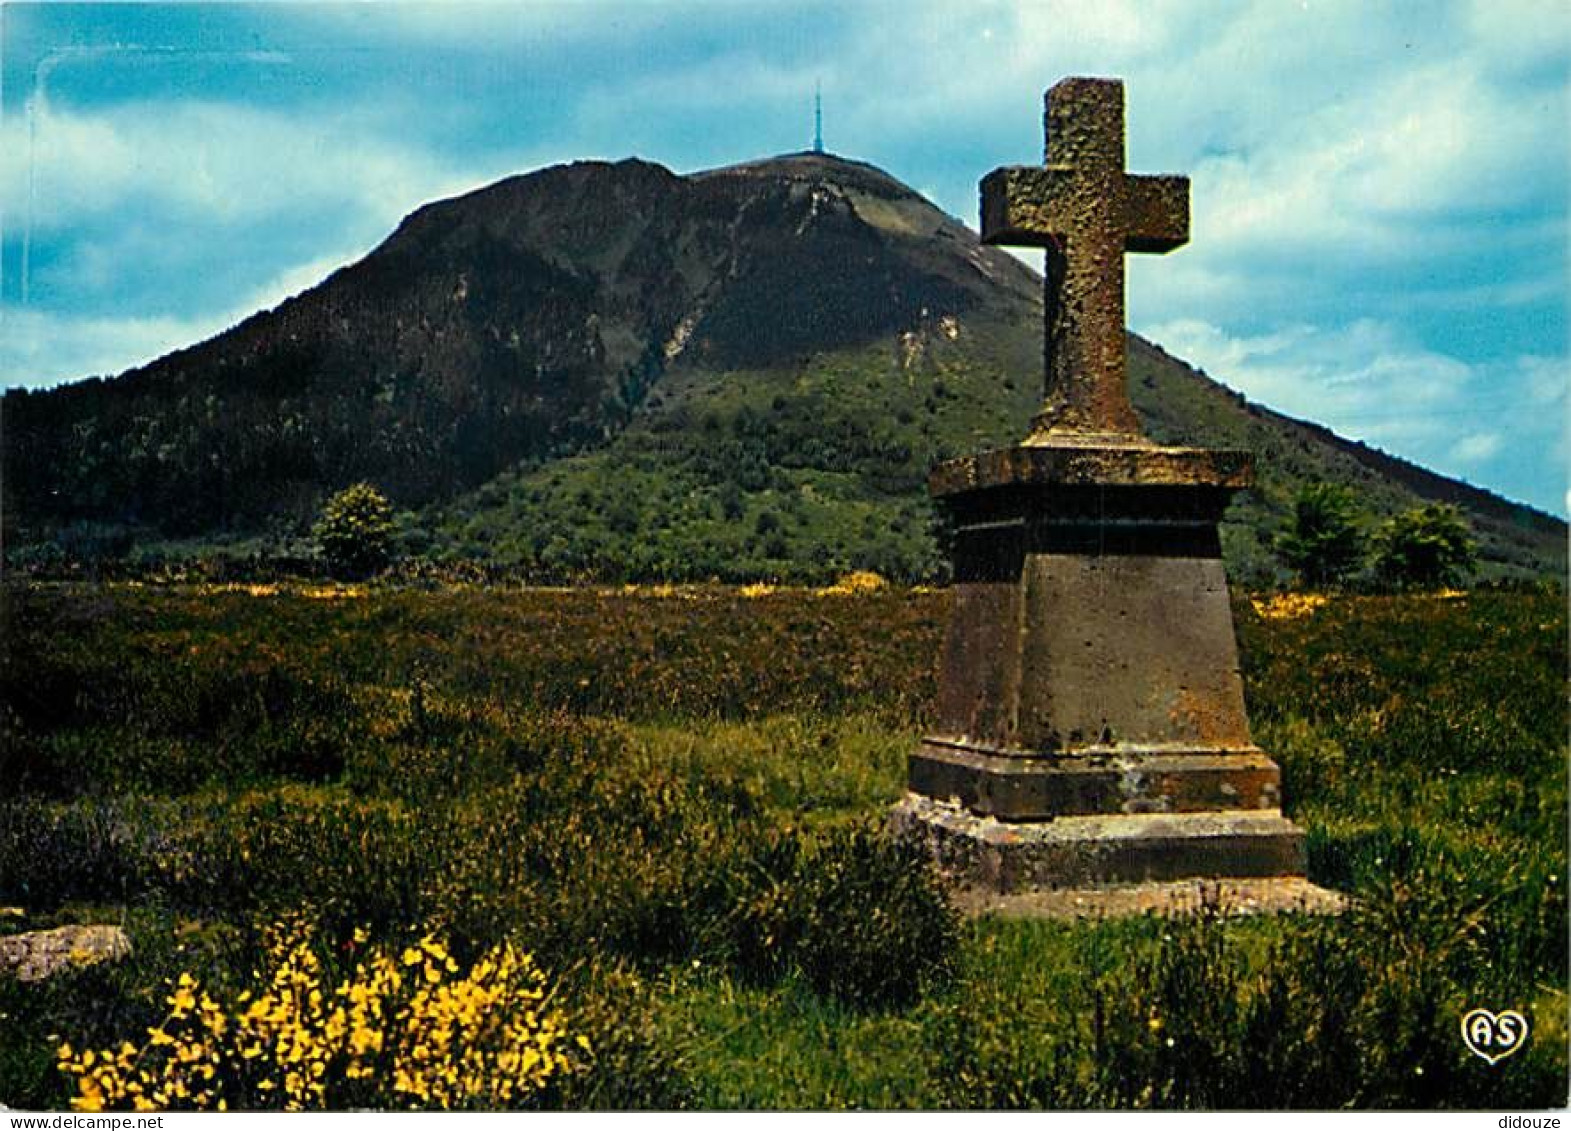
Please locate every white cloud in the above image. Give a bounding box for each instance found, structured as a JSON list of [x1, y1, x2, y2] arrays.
[[1451, 432, 1503, 465], [1519, 355, 1570, 406], [0, 92, 574, 344], [1, 308, 208, 388], [1509, 353, 1569, 486], [0, 99, 474, 238], [1126, 52, 1566, 334], [2, 251, 359, 389], [1184, 60, 1561, 268], [1146, 315, 1566, 510], [1461, 0, 1571, 74], [1149, 316, 1476, 443]]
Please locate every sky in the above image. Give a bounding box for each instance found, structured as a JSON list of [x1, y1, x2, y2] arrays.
[[2, 1, 1567, 516]]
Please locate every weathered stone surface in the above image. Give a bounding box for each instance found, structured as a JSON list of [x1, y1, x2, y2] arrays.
[[0, 925, 132, 983], [892, 794, 1305, 893], [929, 441, 1252, 496], [910, 744, 1282, 821], [927, 480, 1254, 757], [981, 77, 1188, 442]]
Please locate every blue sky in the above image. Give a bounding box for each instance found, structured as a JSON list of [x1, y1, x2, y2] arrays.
[[2, 1, 1566, 515]]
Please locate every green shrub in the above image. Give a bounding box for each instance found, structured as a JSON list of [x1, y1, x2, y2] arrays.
[[313, 483, 396, 579], [0, 799, 156, 909], [1371, 504, 1477, 590], [542, 963, 700, 1110], [788, 827, 958, 1010], [1275, 481, 1365, 588], [166, 789, 435, 933], [418, 751, 764, 966], [1306, 822, 1568, 993], [729, 825, 958, 1011]]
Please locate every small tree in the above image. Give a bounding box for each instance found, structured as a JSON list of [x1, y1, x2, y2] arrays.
[[1275, 482, 1365, 589], [1371, 503, 1477, 590], [313, 482, 395, 579]]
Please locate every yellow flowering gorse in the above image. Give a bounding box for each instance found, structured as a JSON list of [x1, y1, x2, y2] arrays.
[[1251, 592, 1330, 621], [58, 921, 579, 1112], [819, 571, 888, 596]]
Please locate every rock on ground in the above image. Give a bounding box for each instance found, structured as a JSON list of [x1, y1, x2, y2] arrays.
[[0, 925, 133, 982]]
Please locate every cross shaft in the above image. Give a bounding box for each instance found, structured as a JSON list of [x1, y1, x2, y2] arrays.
[[981, 77, 1188, 441]]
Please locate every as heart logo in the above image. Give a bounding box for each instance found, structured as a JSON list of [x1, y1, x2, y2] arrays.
[[1461, 1008, 1529, 1064]]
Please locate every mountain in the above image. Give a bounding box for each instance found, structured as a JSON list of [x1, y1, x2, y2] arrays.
[[3, 152, 1563, 584]]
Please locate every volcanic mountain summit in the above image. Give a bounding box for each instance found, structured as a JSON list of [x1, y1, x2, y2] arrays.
[[3, 152, 1563, 582]]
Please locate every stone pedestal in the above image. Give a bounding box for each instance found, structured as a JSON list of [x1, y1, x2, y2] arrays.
[[894, 438, 1309, 893]]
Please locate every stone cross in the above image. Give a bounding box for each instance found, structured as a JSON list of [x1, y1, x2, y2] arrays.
[[981, 77, 1188, 442], [897, 76, 1323, 909]]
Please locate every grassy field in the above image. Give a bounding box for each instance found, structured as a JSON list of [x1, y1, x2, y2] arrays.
[[1, 582, 1565, 1109]]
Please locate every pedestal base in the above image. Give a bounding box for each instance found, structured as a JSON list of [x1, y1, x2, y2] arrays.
[[891, 793, 1306, 894], [910, 739, 1282, 820], [901, 438, 1318, 905]]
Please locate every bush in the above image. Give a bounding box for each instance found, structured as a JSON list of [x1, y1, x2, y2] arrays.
[[0, 798, 155, 909], [541, 963, 699, 1110], [789, 827, 958, 1009], [1275, 482, 1365, 588], [730, 825, 959, 1010], [167, 789, 435, 932], [313, 483, 395, 579], [1371, 504, 1477, 590]]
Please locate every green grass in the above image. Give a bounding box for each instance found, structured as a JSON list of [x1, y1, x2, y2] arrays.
[[2, 583, 1566, 1109]]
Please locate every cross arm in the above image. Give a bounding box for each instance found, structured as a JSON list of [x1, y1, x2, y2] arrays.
[[979, 166, 1076, 247], [1123, 174, 1189, 253]]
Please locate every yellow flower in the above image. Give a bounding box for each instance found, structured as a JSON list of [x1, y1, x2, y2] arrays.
[[1251, 592, 1330, 620], [57, 921, 577, 1112]]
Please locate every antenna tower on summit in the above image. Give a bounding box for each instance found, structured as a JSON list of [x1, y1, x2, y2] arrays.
[[813, 83, 824, 153]]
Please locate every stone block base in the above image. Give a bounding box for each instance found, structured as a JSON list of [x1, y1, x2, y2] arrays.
[[891, 792, 1306, 894], [910, 739, 1282, 820]]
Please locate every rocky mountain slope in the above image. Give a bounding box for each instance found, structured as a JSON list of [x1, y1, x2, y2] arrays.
[[4, 152, 1562, 583]]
